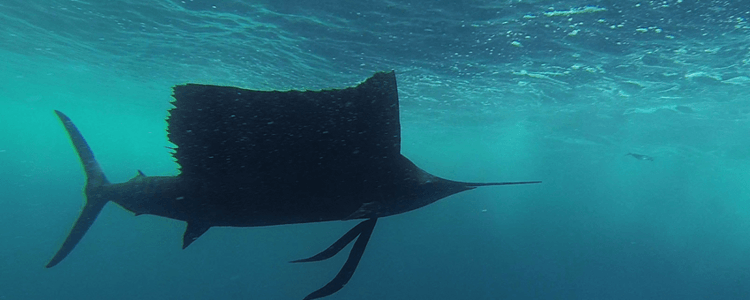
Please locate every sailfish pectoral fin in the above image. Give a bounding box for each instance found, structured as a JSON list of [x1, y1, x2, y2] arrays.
[[295, 218, 378, 300], [290, 219, 374, 263]]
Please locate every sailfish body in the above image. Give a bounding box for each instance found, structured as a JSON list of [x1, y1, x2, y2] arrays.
[[47, 71, 540, 299]]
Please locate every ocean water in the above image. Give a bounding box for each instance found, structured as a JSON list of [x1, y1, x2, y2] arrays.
[[2, 0, 750, 299]]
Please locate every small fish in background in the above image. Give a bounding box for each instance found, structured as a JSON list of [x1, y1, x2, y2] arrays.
[[626, 152, 654, 161], [674, 105, 695, 113]]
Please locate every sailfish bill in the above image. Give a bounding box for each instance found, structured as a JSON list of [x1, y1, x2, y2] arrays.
[[47, 71, 541, 299]]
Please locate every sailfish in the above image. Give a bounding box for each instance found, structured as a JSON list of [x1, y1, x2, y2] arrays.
[[47, 71, 541, 299]]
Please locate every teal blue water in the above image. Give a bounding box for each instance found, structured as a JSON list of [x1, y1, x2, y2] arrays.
[[2, 1, 750, 299]]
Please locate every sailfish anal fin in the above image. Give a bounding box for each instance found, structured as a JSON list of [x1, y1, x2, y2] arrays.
[[182, 222, 210, 249], [292, 218, 378, 300]]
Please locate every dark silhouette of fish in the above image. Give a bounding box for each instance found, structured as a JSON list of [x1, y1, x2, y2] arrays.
[[626, 152, 654, 161], [47, 71, 541, 299], [674, 105, 694, 113]]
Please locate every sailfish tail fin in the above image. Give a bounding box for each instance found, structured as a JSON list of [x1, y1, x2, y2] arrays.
[[46, 110, 111, 268]]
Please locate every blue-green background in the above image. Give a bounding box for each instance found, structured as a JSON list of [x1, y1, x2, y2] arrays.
[[2, 0, 750, 299]]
